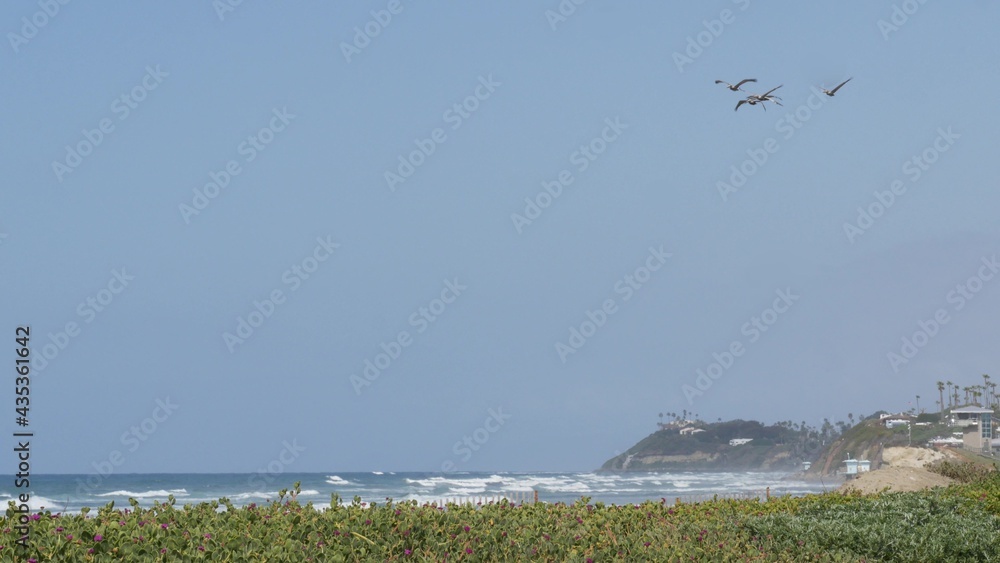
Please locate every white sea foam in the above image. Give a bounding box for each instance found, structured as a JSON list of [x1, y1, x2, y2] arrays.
[[26, 495, 65, 511], [326, 475, 352, 486], [97, 489, 188, 499]]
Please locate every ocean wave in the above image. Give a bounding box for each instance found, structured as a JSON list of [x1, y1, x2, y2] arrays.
[[25, 495, 67, 511], [97, 489, 189, 499], [326, 475, 352, 486]]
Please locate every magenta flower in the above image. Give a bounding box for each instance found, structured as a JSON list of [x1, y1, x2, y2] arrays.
[[66, 534, 73, 540], [161, 523, 168, 529], [94, 535, 103, 542], [30, 514, 40, 521], [198, 546, 205, 551], [463, 525, 470, 532], [160, 548, 167, 554], [466, 548, 473, 554], [204, 533, 212, 539], [405, 549, 412, 555], [55, 527, 64, 532]]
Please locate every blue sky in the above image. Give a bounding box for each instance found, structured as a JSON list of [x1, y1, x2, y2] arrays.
[[3, 2, 1000, 475]]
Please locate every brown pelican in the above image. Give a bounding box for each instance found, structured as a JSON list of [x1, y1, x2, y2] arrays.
[[736, 85, 782, 111], [750, 84, 783, 104], [821, 77, 852, 97], [715, 78, 757, 92], [735, 97, 766, 111]]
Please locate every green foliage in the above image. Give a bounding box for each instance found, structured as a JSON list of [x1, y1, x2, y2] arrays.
[[744, 491, 1000, 562], [4, 478, 1000, 561], [926, 459, 998, 483]]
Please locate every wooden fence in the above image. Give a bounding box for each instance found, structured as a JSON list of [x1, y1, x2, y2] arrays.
[[426, 490, 538, 508], [424, 488, 776, 508], [670, 488, 770, 505]]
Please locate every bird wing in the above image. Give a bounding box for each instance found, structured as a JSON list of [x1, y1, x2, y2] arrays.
[[735, 99, 747, 111], [734, 78, 757, 89], [715, 80, 731, 87], [760, 85, 783, 98], [829, 77, 852, 95]]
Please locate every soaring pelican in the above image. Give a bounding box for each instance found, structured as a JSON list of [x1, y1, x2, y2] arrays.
[[715, 78, 757, 92], [735, 97, 766, 111], [821, 77, 852, 97], [750, 84, 783, 104]]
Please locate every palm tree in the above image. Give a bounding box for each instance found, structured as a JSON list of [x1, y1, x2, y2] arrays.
[[915, 395, 921, 414], [983, 375, 992, 407], [947, 381, 954, 408], [937, 381, 946, 422], [953, 386, 961, 407]]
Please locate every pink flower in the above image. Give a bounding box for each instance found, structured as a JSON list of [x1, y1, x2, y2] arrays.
[[94, 535, 103, 542], [161, 523, 168, 529]]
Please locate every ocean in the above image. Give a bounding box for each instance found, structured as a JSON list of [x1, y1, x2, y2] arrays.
[[4, 472, 832, 514]]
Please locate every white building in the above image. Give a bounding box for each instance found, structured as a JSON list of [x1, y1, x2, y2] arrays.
[[951, 407, 993, 454]]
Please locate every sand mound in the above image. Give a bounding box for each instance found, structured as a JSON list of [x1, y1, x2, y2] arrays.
[[839, 466, 954, 494], [880, 446, 946, 468]]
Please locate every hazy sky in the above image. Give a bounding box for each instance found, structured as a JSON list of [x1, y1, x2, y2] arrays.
[[3, 2, 1000, 475]]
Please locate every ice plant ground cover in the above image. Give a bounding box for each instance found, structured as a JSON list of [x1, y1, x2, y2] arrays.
[[2, 477, 999, 562]]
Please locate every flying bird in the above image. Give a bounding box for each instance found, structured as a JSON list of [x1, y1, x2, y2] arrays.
[[735, 85, 783, 111], [735, 97, 766, 112], [821, 77, 852, 97], [751, 84, 783, 103], [715, 78, 757, 92]]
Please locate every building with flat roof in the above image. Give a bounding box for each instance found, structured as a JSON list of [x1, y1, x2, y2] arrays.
[[951, 407, 993, 454]]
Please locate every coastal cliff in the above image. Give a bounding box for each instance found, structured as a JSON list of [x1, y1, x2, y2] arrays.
[[600, 419, 818, 472]]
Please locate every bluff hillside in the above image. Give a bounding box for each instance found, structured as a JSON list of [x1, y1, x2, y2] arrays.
[[600, 419, 819, 472]]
